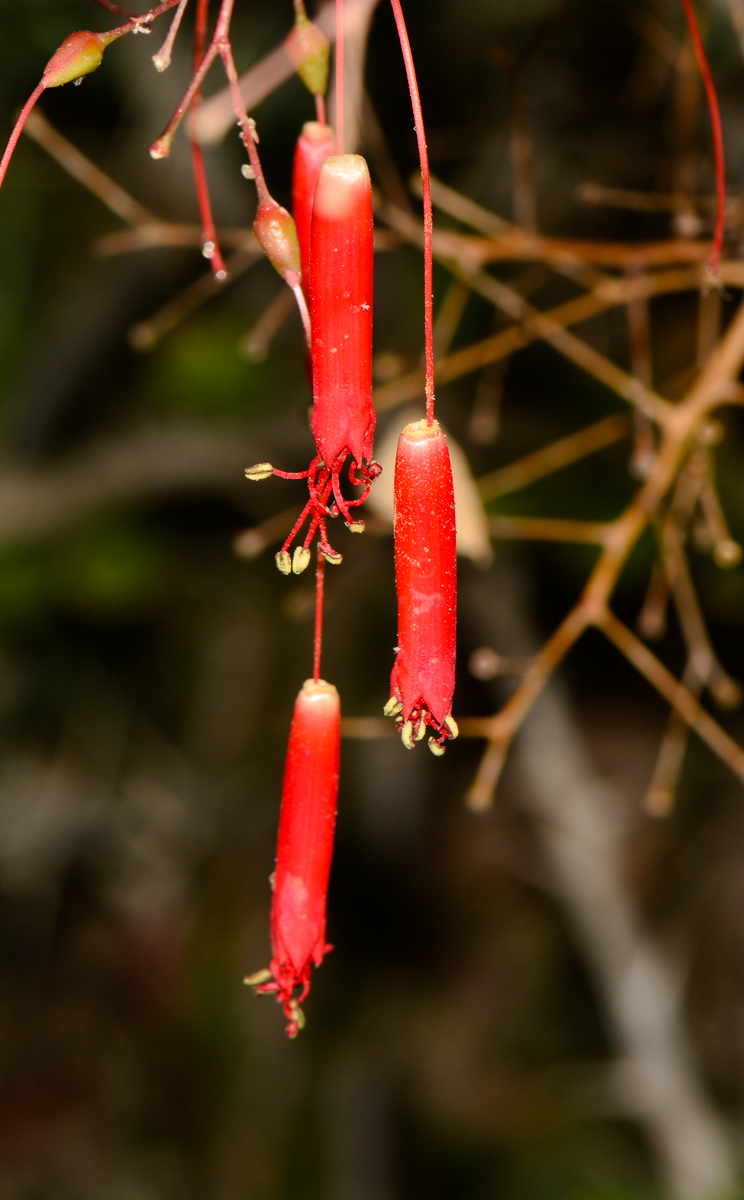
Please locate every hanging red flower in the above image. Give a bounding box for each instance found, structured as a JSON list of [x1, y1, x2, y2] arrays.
[[245, 678, 340, 1038], [386, 419, 458, 755], [246, 153, 378, 574]]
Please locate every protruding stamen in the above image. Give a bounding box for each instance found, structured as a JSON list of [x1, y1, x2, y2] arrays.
[[401, 721, 415, 750], [384, 696, 403, 717], [293, 546, 312, 574], [346, 521, 365, 533], [245, 462, 274, 481], [445, 715, 459, 739], [276, 551, 292, 575], [415, 719, 427, 741], [428, 738, 445, 757], [244, 968, 273, 987], [321, 546, 343, 565]]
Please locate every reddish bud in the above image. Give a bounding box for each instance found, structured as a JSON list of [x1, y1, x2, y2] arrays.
[[310, 154, 374, 473], [247, 679, 340, 1037], [285, 14, 330, 97], [292, 121, 335, 291], [388, 419, 458, 753], [253, 199, 302, 288], [42, 31, 107, 89]]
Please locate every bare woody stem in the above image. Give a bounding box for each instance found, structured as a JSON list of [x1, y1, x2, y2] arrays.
[[389, 0, 435, 424]]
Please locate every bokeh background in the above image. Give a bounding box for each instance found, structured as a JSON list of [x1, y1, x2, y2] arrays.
[[0, 0, 744, 1196]]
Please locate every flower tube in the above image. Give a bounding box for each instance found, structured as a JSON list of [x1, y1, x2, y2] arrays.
[[292, 121, 335, 293], [245, 153, 378, 572], [386, 419, 458, 754], [245, 679, 340, 1037]]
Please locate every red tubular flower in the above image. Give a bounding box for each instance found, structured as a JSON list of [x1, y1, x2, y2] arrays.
[[246, 679, 340, 1038], [245, 153, 378, 574], [292, 121, 335, 293], [386, 419, 458, 755]]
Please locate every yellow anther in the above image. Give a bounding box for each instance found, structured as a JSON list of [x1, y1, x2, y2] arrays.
[[401, 721, 415, 750], [445, 715, 459, 739], [384, 696, 403, 717], [243, 968, 273, 987], [275, 550, 292, 574], [428, 738, 445, 757], [245, 462, 274, 481], [293, 546, 312, 574]]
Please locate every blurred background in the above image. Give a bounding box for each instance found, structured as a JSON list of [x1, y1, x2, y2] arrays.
[[0, 0, 744, 1196]]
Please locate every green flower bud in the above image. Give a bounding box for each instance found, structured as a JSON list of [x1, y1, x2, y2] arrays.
[[285, 14, 330, 98], [253, 200, 301, 287], [42, 31, 108, 89]]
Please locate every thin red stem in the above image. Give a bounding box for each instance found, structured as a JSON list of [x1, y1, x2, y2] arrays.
[[0, 83, 45, 192], [93, 0, 138, 15], [389, 0, 434, 423], [189, 0, 227, 279], [315, 94, 327, 125], [679, 0, 725, 279], [148, 0, 234, 156], [152, 0, 189, 69], [219, 41, 270, 203], [335, 0, 344, 155], [313, 549, 325, 684], [105, 0, 186, 40]]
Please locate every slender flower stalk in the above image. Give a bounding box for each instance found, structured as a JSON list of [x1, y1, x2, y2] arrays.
[[335, 0, 345, 154], [246, 153, 378, 571], [189, 0, 227, 280], [245, 678, 341, 1038], [152, 0, 189, 71], [389, 0, 434, 422], [314, 550, 326, 685], [386, 419, 458, 754], [292, 121, 335, 294], [678, 0, 726, 280]]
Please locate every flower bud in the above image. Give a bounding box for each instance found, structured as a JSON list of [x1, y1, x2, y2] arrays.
[[253, 199, 302, 288], [292, 122, 335, 290], [246, 679, 340, 1037], [42, 31, 108, 89], [285, 14, 330, 97], [388, 419, 457, 752]]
